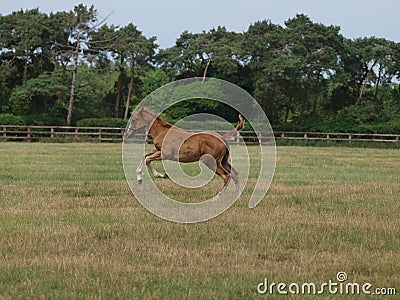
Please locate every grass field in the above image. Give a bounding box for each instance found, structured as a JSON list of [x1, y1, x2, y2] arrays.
[[0, 143, 399, 299]]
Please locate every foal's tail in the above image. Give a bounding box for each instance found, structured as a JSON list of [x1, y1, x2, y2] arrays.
[[222, 114, 244, 140]]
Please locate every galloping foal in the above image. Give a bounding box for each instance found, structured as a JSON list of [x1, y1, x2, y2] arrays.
[[125, 108, 244, 194]]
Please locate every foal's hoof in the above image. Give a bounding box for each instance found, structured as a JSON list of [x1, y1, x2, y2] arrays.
[[137, 178, 143, 184]]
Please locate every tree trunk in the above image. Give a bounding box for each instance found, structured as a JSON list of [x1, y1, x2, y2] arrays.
[[57, 62, 67, 104], [312, 95, 318, 118], [359, 71, 370, 100], [359, 61, 377, 100], [115, 70, 122, 118], [374, 64, 383, 103], [67, 42, 80, 126], [124, 72, 134, 120], [23, 59, 28, 83], [284, 104, 290, 123], [202, 58, 212, 83], [67, 60, 78, 126]]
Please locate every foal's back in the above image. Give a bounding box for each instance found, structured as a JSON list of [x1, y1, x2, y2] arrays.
[[157, 127, 227, 163]]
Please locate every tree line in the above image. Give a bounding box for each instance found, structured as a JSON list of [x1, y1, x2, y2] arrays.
[[1, 4, 399, 133]]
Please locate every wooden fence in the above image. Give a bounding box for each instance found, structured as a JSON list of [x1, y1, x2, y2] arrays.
[[0, 125, 399, 144]]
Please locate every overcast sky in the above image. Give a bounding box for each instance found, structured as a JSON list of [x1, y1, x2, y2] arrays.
[[1, 0, 399, 48]]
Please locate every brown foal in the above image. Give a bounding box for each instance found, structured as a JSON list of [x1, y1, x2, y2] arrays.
[[126, 108, 244, 194]]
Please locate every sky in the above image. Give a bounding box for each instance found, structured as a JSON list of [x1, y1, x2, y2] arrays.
[[1, 0, 399, 49]]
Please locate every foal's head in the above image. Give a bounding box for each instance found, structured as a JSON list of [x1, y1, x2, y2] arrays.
[[125, 108, 157, 137]]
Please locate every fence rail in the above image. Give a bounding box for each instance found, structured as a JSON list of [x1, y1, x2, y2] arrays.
[[0, 125, 399, 144]]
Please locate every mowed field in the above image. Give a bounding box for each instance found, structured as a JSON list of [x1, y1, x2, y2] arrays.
[[0, 142, 399, 299]]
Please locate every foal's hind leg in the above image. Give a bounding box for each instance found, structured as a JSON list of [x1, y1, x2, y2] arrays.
[[200, 155, 230, 196], [231, 166, 240, 194], [215, 164, 231, 195], [223, 161, 240, 194]]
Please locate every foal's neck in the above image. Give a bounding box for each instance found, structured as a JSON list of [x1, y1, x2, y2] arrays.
[[148, 117, 172, 138]]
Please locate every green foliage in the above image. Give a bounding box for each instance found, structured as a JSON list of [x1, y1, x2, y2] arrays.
[[7, 74, 67, 126], [140, 69, 170, 98], [158, 27, 241, 79], [70, 66, 117, 121], [0, 7, 399, 133], [0, 114, 25, 125], [9, 74, 66, 115], [336, 100, 379, 126], [374, 119, 400, 134], [170, 120, 234, 131], [76, 118, 128, 128], [379, 86, 400, 121], [165, 98, 223, 122]]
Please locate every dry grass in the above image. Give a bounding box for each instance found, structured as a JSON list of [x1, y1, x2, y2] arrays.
[[0, 143, 399, 299]]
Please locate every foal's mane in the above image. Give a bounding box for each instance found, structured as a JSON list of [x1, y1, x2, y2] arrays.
[[156, 116, 173, 128], [141, 108, 172, 129]]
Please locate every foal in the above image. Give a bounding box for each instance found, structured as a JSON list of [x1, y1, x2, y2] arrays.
[[125, 108, 244, 194]]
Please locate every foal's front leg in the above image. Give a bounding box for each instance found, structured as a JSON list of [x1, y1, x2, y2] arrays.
[[145, 151, 168, 179], [137, 150, 157, 183]]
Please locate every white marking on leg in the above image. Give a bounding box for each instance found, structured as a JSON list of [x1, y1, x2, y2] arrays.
[[136, 158, 145, 183], [137, 150, 157, 183]]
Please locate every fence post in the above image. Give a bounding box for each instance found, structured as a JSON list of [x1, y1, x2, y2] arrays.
[[51, 127, 54, 139], [98, 128, 102, 141], [235, 131, 240, 144], [2, 126, 6, 139], [27, 126, 31, 143], [74, 128, 79, 140]]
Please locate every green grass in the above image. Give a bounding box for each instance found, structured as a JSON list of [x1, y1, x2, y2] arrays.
[[0, 143, 399, 299]]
